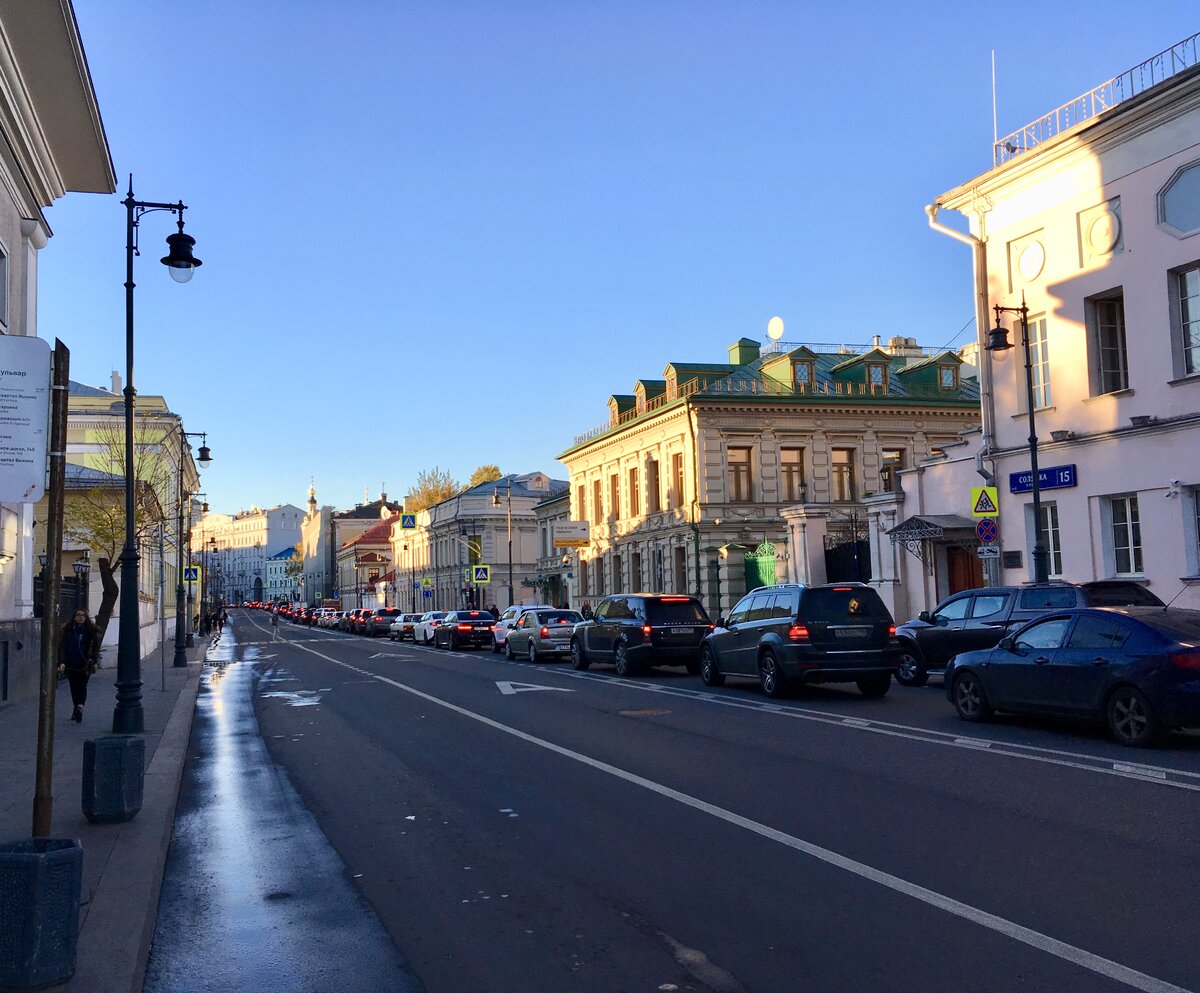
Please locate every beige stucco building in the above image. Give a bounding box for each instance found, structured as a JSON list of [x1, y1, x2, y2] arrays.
[[559, 337, 980, 619]]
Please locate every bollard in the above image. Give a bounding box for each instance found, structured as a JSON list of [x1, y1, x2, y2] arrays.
[[0, 838, 83, 991], [82, 735, 144, 824]]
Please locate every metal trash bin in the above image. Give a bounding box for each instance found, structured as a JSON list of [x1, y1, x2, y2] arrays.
[[82, 735, 144, 824], [0, 838, 83, 991]]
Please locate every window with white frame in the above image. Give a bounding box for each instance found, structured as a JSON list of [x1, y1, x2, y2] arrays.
[[1088, 292, 1129, 394], [780, 447, 805, 502], [1175, 262, 1200, 376], [728, 447, 753, 502], [1039, 502, 1063, 578], [1109, 495, 1143, 576], [831, 448, 856, 501], [1028, 316, 1051, 408]]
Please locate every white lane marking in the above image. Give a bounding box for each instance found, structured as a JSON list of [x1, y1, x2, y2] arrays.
[[288, 640, 1192, 993], [496, 681, 575, 696], [369, 653, 404, 659], [244, 615, 1200, 793]]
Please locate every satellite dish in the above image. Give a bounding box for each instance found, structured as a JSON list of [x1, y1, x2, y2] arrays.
[[767, 316, 785, 341]]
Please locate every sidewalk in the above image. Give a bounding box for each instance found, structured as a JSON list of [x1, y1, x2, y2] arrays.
[[0, 632, 211, 993]]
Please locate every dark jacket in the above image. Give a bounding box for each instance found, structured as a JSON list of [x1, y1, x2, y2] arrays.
[[58, 620, 100, 670]]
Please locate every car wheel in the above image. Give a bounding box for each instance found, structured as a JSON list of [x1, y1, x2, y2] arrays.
[[952, 671, 993, 722], [1107, 686, 1164, 748], [528, 641, 539, 663], [614, 641, 636, 677], [758, 650, 787, 699], [389, 632, 396, 641], [491, 636, 501, 654], [700, 645, 725, 687], [505, 638, 515, 660], [856, 673, 891, 698], [448, 636, 458, 651], [895, 646, 928, 688], [570, 639, 590, 670]]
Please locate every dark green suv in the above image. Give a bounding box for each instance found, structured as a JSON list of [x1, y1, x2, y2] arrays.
[[701, 583, 900, 698]]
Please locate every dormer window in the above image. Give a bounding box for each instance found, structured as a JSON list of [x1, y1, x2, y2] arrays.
[[867, 363, 888, 389], [793, 361, 813, 388], [939, 365, 958, 390]]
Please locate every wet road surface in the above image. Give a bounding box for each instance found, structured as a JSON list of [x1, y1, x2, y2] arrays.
[[143, 629, 420, 993]]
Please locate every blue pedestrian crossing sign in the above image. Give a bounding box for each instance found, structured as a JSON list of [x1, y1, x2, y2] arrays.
[[472, 565, 491, 584], [183, 566, 199, 583], [400, 514, 416, 529]]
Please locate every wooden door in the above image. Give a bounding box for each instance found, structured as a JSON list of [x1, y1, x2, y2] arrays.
[[946, 545, 983, 594]]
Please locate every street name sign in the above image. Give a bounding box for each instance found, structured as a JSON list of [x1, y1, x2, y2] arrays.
[[1009, 464, 1077, 494], [0, 335, 51, 502], [970, 486, 1000, 517]]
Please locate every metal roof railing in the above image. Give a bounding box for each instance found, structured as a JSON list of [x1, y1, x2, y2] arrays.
[[994, 33, 1200, 166]]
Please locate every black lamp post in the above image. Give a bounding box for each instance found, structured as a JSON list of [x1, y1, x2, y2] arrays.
[[492, 479, 514, 607], [72, 551, 91, 611], [173, 432, 210, 667], [986, 293, 1049, 584], [114, 177, 201, 733]]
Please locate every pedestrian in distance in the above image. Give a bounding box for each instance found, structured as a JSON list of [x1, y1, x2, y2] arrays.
[[488, 603, 499, 618], [57, 608, 100, 724], [271, 608, 280, 641], [581, 599, 592, 620]]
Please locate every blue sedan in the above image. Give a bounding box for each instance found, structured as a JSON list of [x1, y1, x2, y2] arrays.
[[946, 607, 1200, 747]]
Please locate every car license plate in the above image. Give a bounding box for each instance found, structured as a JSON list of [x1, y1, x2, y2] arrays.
[[834, 627, 869, 639]]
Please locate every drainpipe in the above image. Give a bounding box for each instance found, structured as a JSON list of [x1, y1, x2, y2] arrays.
[[926, 202, 1000, 584], [924, 203, 996, 468], [685, 400, 703, 601]]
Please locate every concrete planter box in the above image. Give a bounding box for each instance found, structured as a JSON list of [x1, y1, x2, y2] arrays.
[[82, 735, 144, 824], [0, 838, 83, 991]]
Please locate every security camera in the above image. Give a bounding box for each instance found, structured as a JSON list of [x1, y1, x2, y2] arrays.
[[1170, 479, 1180, 486]]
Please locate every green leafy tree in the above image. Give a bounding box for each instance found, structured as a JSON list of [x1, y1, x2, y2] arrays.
[[405, 467, 461, 513], [468, 464, 502, 487], [284, 541, 305, 581]]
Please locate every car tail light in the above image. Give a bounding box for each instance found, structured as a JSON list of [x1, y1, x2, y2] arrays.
[[1171, 650, 1200, 669], [642, 624, 652, 636], [540, 626, 550, 638], [888, 624, 896, 637], [788, 624, 810, 642], [832, 586, 853, 591], [661, 597, 690, 602], [457, 623, 472, 631]]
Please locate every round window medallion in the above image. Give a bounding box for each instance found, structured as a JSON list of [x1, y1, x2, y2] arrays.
[[1088, 208, 1120, 255], [1017, 241, 1045, 280]]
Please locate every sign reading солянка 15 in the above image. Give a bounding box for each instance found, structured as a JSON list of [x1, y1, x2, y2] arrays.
[[0, 336, 51, 503], [1009, 464, 1077, 494]]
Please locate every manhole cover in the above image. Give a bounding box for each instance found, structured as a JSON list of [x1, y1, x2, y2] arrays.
[[618, 708, 670, 717]]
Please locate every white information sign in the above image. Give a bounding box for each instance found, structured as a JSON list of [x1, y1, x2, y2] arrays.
[[0, 336, 51, 502], [553, 520, 590, 548]]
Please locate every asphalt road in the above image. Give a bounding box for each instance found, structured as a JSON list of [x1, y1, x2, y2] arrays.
[[231, 610, 1199, 993]]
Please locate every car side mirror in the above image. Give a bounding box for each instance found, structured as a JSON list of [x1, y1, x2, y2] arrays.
[[918, 610, 932, 623], [716, 617, 726, 628], [998, 636, 1015, 652]]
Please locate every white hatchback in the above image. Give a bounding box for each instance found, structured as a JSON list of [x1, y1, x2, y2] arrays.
[[413, 611, 448, 645]]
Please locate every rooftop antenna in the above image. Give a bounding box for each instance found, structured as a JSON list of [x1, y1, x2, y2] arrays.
[[1161, 578, 1198, 611], [992, 49, 998, 150]]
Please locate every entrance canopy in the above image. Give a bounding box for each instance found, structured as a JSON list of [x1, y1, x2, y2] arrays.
[[888, 514, 978, 572]]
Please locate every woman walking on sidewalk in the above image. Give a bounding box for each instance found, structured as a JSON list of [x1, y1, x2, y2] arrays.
[[57, 608, 100, 724]]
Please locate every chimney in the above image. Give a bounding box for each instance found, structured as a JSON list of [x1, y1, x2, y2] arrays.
[[111, 371, 122, 394], [727, 338, 761, 366]]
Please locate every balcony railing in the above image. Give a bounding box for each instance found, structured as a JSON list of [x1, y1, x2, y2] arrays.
[[994, 33, 1200, 166], [759, 340, 941, 358]]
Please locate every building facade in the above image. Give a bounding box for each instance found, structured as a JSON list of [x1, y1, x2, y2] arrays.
[[532, 489, 572, 607], [391, 473, 567, 613], [197, 504, 304, 604], [0, 2, 115, 704], [899, 37, 1200, 616], [559, 337, 981, 619], [336, 516, 395, 610], [264, 546, 300, 604]]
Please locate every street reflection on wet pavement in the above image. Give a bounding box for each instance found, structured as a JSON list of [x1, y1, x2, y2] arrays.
[[144, 628, 420, 993]]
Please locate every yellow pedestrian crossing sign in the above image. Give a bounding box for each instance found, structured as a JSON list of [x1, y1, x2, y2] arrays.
[[421, 577, 433, 589], [472, 565, 491, 584], [971, 486, 1000, 518]]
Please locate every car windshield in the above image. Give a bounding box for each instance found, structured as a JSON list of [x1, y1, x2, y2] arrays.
[[804, 587, 890, 621], [1082, 583, 1165, 607], [536, 611, 582, 624], [645, 598, 709, 623]]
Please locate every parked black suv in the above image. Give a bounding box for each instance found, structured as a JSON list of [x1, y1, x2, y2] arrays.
[[701, 583, 900, 698], [896, 581, 1164, 686], [570, 594, 711, 676]]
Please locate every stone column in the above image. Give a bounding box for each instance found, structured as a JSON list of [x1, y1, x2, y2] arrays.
[[862, 491, 905, 617], [780, 504, 831, 586]]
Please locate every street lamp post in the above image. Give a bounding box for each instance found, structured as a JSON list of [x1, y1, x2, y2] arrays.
[[492, 480, 514, 608], [114, 177, 201, 733], [987, 293, 1050, 584], [173, 432, 210, 667], [71, 551, 91, 612]]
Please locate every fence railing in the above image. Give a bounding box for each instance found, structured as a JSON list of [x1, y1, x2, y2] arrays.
[[760, 340, 940, 358], [995, 33, 1200, 166]]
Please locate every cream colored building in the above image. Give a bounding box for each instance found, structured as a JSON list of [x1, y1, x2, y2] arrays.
[[198, 503, 304, 604], [559, 337, 980, 619], [899, 35, 1200, 616]]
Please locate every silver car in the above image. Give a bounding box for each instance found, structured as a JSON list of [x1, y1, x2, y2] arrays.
[[504, 609, 583, 662], [491, 603, 553, 652]]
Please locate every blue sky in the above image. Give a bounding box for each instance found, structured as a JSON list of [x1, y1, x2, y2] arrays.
[[38, 1, 1198, 515]]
